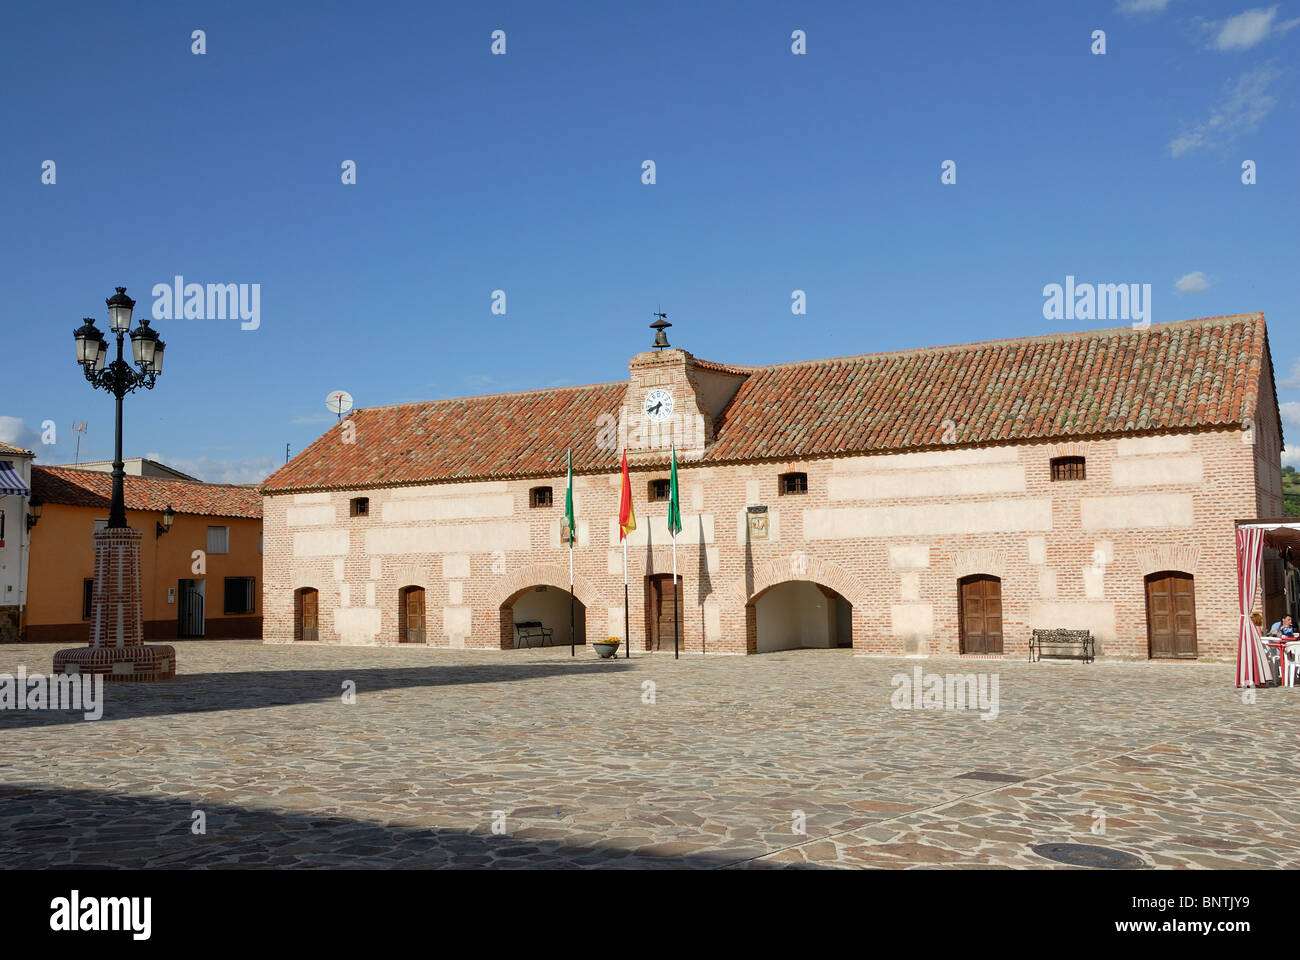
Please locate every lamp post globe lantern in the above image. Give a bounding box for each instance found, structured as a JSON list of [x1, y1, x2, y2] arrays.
[[74, 318, 105, 367], [106, 286, 135, 334], [72, 286, 166, 529]]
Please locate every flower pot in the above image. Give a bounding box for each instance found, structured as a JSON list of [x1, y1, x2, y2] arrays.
[[593, 640, 620, 659]]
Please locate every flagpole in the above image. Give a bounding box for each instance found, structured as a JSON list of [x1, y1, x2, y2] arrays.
[[623, 537, 630, 659], [565, 447, 576, 657], [672, 531, 679, 660]]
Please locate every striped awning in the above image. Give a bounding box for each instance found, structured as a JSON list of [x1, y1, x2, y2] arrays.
[[0, 460, 29, 496]]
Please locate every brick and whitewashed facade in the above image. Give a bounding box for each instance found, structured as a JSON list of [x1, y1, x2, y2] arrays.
[[261, 314, 1286, 661]]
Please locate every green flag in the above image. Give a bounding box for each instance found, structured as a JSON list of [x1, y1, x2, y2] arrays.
[[667, 443, 682, 537], [564, 448, 576, 547]]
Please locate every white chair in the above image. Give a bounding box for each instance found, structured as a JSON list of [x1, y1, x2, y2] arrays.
[[1284, 642, 1300, 688]]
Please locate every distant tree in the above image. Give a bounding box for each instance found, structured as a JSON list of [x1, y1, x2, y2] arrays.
[[1283, 463, 1300, 517]]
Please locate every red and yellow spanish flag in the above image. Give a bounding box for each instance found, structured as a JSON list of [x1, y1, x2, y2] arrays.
[[618, 448, 636, 540]]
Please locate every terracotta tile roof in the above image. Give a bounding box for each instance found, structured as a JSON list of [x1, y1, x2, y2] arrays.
[[0, 440, 34, 457], [32, 466, 262, 518], [691, 357, 756, 376], [264, 382, 628, 492], [704, 313, 1273, 462], [263, 314, 1274, 492]]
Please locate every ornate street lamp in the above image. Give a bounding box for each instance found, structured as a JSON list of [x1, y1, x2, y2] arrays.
[[56, 285, 175, 682], [75, 288, 166, 528], [26, 495, 42, 532]]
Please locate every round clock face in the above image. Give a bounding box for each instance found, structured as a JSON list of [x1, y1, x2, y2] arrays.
[[644, 389, 674, 423]]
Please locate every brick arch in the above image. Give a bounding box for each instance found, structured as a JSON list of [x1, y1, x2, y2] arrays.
[[950, 548, 1008, 580], [290, 570, 329, 593], [492, 562, 604, 650], [492, 562, 603, 610], [729, 554, 870, 607], [1134, 545, 1200, 577], [1049, 441, 1088, 459]]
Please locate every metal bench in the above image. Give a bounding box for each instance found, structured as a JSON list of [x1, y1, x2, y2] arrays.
[[515, 621, 553, 648], [1029, 628, 1095, 663]]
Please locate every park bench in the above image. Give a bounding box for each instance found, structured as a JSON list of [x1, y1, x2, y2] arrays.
[[515, 621, 554, 649], [1029, 628, 1095, 663]]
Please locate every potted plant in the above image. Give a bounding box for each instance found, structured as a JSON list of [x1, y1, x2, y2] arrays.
[[593, 636, 621, 659]]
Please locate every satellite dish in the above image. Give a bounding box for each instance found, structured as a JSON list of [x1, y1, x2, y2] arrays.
[[326, 390, 354, 418]]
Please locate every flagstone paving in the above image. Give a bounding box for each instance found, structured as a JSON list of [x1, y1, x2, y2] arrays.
[[1, 640, 1297, 869]]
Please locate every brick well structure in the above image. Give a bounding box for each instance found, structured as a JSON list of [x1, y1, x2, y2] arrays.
[[260, 313, 1286, 662], [52, 528, 176, 681]]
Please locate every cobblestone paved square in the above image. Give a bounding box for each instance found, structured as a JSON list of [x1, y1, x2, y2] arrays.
[[2, 640, 1297, 869]]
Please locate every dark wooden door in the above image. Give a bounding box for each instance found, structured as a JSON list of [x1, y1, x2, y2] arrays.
[[648, 575, 681, 651], [299, 589, 319, 642], [1146, 572, 1197, 659], [402, 587, 426, 644], [959, 576, 1002, 654]]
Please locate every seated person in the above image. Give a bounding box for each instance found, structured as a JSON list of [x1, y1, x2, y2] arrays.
[[1267, 615, 1298, 638]]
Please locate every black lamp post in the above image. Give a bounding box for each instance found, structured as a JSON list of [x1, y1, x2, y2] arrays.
[[73, 288, 166, 529], [26, 496, 42, 532]]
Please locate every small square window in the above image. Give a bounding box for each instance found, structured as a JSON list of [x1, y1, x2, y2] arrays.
[[1050, 457, 1086, 481], [350, 497, 370, 517], [530, 487, 553, 508], [206, 525, 229, 554], [780, 472, 808, 495], [649, 479, 670, 502]]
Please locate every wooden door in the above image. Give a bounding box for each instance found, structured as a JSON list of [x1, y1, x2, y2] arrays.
[[298, 588, 319, 642], [959, 576, 1003, 654], [401, 587, 426, 644], [1146, 572, 1197, 659], [648, 575, 681, 651]]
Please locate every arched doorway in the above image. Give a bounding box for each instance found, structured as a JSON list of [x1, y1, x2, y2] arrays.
[[958, 575, 1002, 654], [398, 586, 426, 644], [294, 587, 319, 642], [1145, 571, 1197, 658], [499, 585, 586, 649], [749, 581, 853, 653]]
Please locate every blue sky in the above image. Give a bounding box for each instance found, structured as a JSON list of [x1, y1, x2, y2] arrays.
[[2, 0, 1297, 481]]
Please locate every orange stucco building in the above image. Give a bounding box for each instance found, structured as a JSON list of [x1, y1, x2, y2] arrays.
[[24, 466, 262, 643]]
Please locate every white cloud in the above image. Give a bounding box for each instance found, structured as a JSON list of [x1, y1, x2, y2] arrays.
[[1118, 0, 1172, 13], [1281, 360, 1300, 390], [1169, 68, 1279, 157], [1280, 401, 1300, 432], [145, 453, 278, 485], [0, 416, 40, 451], [1204, 6, 1300, 50], [1174, 271, 1211, 293], [1282, 444, 1300, 467]]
